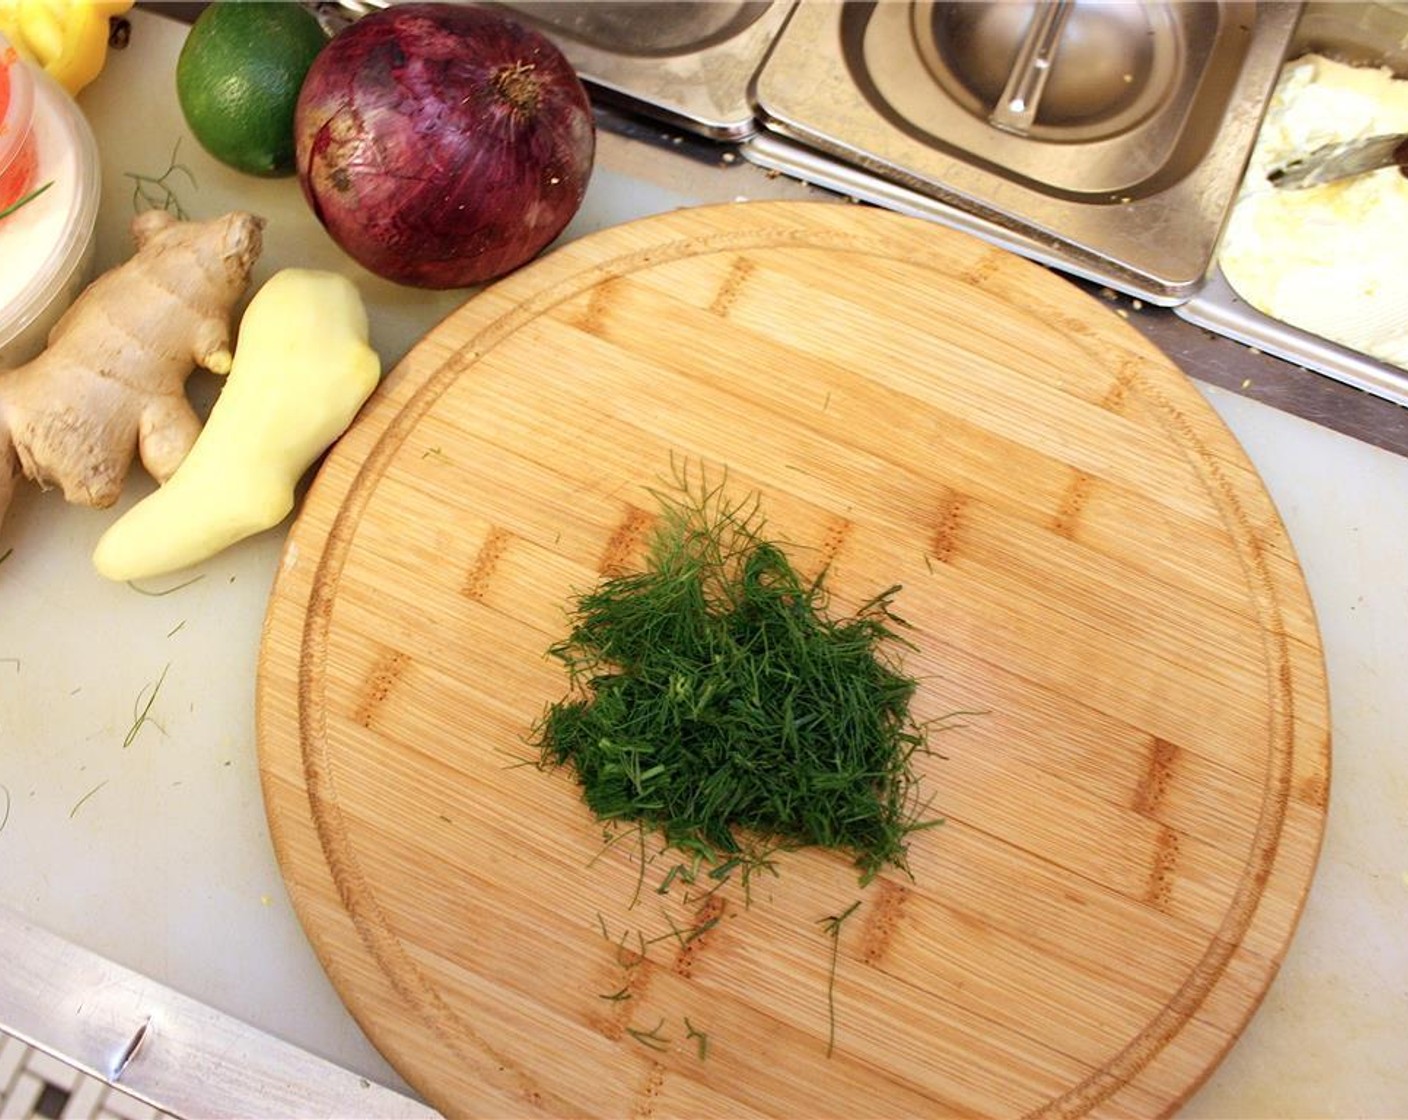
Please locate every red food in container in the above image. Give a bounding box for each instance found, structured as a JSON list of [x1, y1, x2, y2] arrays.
[[0, 33, 38, 211]]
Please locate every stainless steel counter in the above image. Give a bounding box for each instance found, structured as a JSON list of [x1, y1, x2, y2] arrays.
[[1, 10, 1406, 1120]]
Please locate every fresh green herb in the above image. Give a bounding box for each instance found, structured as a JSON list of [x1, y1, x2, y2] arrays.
[[594, 914, 649, 970], [625, 1018, 671, 1052], [684, 913, 720, 945], [651, 905, 721, 951], [534, 469, 935, 884], [126, 140, 194, 219], [123, 664, 170, 749], [632, 822, 649, 907], [598, 986, 632, 1002], [69, 780, 108, 819], [0, 181, 52, 222], [684, 1017, 709, 1060], [0, 547, 13, 565], [818, 900, 862, 1057], [657, 908, 688, 949], [127, 574, 204, 597], [656, 862, 691, 894]]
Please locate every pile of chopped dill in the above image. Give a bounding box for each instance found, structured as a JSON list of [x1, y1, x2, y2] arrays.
[[533, 476, 936, 884]]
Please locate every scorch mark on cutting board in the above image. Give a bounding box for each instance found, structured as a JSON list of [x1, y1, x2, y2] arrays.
[[958, 249, 1005, 287], [929, 490, 967, 565], [352, 649, 410, 730], [1052, 469, 1094, 539], [1134, 737, 1180, 818], [1101, 362, 1137, 415], [800, 515, 852, 584], [571, 274, 625, 337], [860, 879, 910, 966], [631, 1061, 667, 1119], [673, 894, 727, 978], [600, 505, 655, 577], [592, 917, 657, 1043], [463, 526, 513, 602], [709, 256, 757, 317], [1146, 825, 1182, 912], [1298, 767, 1330, 811]]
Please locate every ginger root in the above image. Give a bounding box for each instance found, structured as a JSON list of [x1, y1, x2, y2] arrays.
[[0, 209, 264, 535], [92, 268, 381, 582]]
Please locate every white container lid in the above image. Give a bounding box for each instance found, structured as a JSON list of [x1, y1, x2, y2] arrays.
[[0, 60, 102, 369]]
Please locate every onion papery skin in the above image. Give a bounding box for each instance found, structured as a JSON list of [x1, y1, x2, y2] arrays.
[[294, 2, 595, 289]]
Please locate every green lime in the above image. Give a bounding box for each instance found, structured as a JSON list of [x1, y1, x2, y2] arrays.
[[176, 2, 328, 178]]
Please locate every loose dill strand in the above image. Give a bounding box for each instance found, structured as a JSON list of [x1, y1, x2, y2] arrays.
[[0, 181, 52, 221], [625, 1018, 670, 1052], [123, 664, 170, 749], [684, 1017, 709, 1060], [127, 574, 204, 597], [69, 780, 108, 819], [126, 140, 195, 219], [656, 862, 688, 894], [632, 823, 648, 908], [819, 900, 862, 1057], [684, 913, 720, 945]]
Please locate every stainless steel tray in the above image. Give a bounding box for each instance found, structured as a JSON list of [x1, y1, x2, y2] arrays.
[[1176, 268, 1408, 410], [748, 0, 1302, 304], [1173, 1, 1408, 410], [499, 0, 795, 139]]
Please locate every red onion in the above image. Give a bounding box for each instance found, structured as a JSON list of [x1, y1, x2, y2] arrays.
[[294, 2, 595, 289]]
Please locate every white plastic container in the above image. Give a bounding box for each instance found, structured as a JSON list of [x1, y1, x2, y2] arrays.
[[0, 47, 101, 370]]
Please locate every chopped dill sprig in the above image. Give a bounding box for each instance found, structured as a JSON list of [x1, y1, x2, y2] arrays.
[[123, 664, 170, 749], [819, 900, 862, 1057], [126, 140, 195, 219], [127, 573, 204, 597], [625, 1018, 670, 1052], [534, 470, 936, 884], [684, 1017, 709, 1060], [0, 181, 52, 222], [69, 780, 108, 819]]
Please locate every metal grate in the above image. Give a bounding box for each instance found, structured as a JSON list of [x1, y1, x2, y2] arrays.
[[0, 1033, 174, 1120]]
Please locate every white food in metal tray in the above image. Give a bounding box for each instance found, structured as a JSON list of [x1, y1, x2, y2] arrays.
[[1219, 54, 1408, 371]]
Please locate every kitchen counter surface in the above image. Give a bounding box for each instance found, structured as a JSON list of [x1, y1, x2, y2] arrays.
[[1, 11, 1404, 1118]]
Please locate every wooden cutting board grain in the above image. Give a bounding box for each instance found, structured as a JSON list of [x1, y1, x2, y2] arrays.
[[255, 201, 1329, 1119]]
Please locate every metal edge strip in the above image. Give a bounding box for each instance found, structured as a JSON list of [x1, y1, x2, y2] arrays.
[[1174, 269, 1408, 412], [0, 902, 437, 1119]]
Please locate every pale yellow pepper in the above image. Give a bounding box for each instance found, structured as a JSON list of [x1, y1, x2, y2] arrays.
[[93, 269, 383, 583], [0, 0, 133, 95]]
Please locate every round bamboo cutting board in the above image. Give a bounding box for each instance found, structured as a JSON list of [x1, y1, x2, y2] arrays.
[[256, 201, 1329, 1119]]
